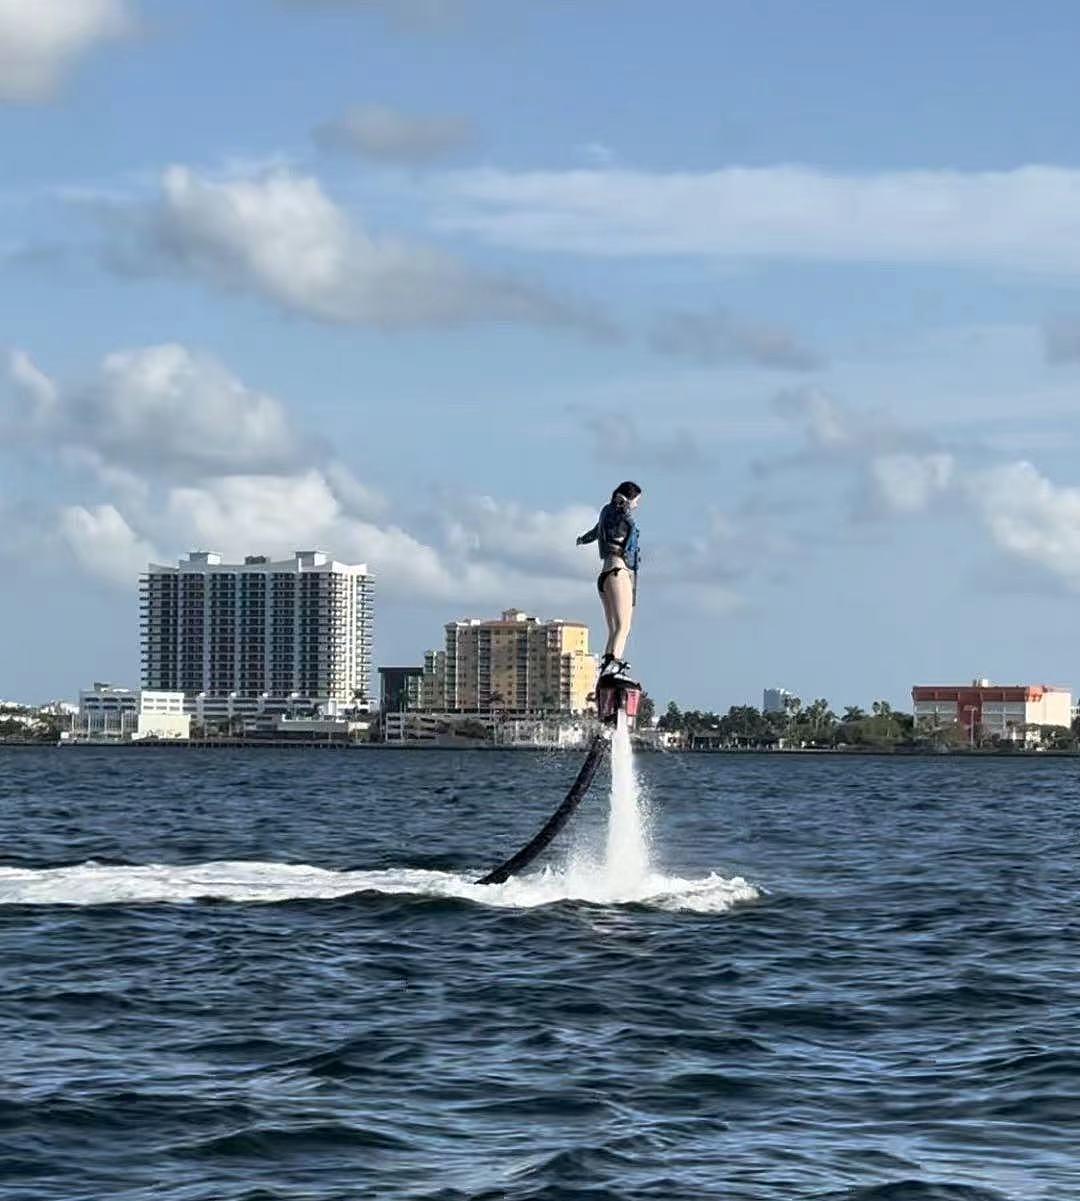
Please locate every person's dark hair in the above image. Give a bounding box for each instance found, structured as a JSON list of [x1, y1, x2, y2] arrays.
[[611, 480, 642, 506]]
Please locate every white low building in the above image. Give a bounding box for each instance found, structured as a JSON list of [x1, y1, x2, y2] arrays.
[[381, 712, 592, 747], [134, 690, 190, 741], [497, 718, 591, 748], [273, 715, 370, 739], [384, 711, 444, 743], [78, 683, 138, 739], [79, 684, 190, 741]]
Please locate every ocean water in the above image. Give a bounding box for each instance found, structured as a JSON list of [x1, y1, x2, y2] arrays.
[[1, 746, 1077, 1200]]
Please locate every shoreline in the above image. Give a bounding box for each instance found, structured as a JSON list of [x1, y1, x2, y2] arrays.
[[4, 739, 1080, 758]]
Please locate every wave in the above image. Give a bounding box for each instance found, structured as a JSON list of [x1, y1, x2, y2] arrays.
[[0, 859, 758, 913], [815, 1183, 1010, 1201], [175, 1121, 411, 1158]]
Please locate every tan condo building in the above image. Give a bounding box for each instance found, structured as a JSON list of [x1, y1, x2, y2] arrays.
[[427, 609, 597, 714]]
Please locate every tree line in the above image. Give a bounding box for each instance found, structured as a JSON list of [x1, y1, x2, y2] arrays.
[[652, 695, 1080, 751], [0, 709, 67, 742]]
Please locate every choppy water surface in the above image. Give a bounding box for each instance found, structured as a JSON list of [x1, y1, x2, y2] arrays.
[[1, 748, 1077, 1200]]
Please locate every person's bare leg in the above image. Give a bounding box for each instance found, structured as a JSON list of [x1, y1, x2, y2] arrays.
[[601, 579, 619, 656], [606, 570, 634, 660]]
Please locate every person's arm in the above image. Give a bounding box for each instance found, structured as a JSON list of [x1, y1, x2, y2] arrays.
[[576, 523, 599, 546]]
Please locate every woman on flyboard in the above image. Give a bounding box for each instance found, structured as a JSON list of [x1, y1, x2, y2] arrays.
[[576, 480, 642, 683]]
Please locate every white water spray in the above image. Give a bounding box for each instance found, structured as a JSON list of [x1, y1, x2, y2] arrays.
[[603, 709, 649, 886]]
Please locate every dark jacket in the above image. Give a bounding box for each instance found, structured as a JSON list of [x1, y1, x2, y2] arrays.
[[578, 499, 640, 571]]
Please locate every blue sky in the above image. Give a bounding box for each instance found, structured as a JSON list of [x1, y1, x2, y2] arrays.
[[5, 0, 1080, 711]]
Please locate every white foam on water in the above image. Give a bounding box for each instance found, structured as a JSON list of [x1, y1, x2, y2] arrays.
[[0, 859, 758, 913]]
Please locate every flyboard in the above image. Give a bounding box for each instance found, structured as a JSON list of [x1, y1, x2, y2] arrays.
[[476, 674, 642, 885]]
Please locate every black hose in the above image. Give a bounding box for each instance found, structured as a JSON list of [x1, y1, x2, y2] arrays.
[[475, 733, 608, 885]]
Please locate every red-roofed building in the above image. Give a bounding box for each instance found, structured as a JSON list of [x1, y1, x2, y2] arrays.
[[911, 679, 1072, 743]]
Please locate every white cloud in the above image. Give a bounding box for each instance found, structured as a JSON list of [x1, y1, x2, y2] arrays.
[[44, 459, 621, 611], [6, 343, 300, 476], [625, 506, 788, 618], [89, 344, 298, 473], [769, 384, 1080, 587], [167, 471, 340, 554], [0, 0, 130, 102], [313, 104, 470, 163], [323, 461, 388, 520], [58, 446, 150, 505], [4, 344, 603, 605], [773, 387, 869, 451], [112, 165, 603, 332], [51, 467, 454, 597], [162, 472, 596, 607], [869, 452, 955, 514], [7, 349, 58, 423], [439, 164, 1080, 274], [439, 494, 597, 578], [58, 503, 159, 587], [767, 386, 961, 522], [772, 386, 933, 458], [9, 343, 740, 613], [968, 461, 1080, 585]]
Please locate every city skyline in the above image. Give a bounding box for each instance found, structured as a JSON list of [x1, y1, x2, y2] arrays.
[[6, 3, 1080, 709]]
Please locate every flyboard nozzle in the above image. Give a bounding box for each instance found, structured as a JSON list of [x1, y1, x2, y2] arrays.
[[595, 676, 642, 728]]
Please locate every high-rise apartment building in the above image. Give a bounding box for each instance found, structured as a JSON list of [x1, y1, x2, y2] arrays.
[[763, 687, 793, 714], [141, 551, 373, 710], [421, 650, 447, 711], [435, 609, 596, 714]]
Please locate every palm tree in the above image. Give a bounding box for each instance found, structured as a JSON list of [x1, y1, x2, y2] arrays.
[[779, 695, 802, 746], [819, 699, 837, 734], [916, 713, 943, 746], [843, 705, 867, 723]]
